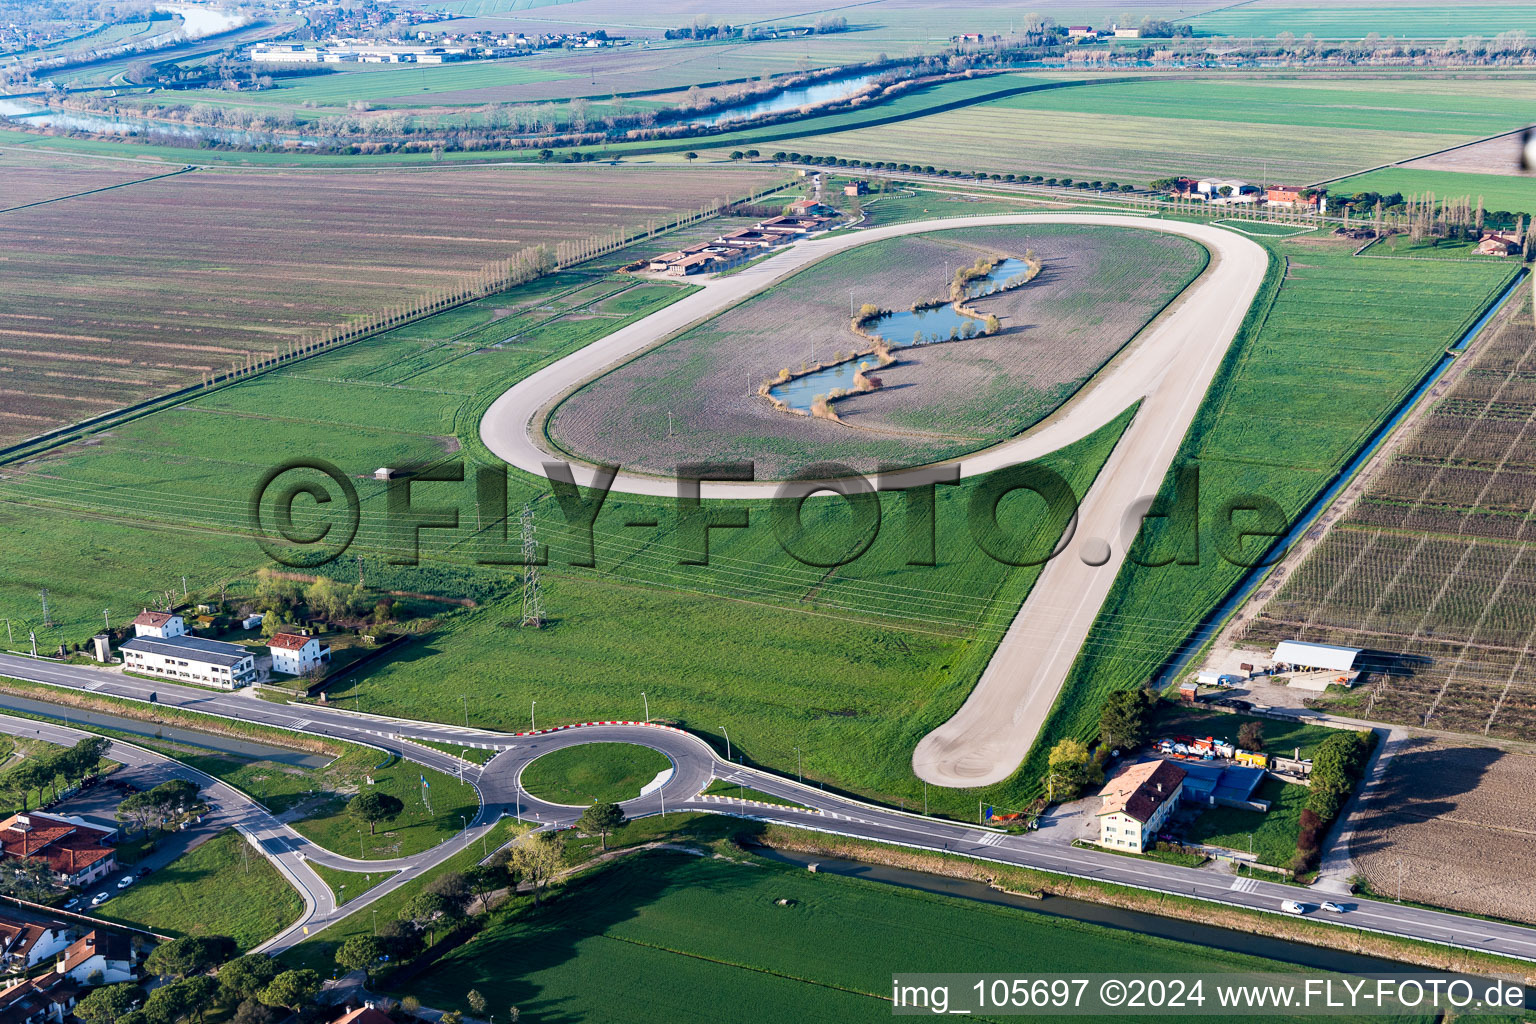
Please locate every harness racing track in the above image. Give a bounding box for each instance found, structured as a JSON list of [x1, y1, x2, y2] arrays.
[[480, 214, 1269, 789]]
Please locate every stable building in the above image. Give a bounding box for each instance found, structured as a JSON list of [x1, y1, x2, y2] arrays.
[[119, 635, 257, 689], [268, 632, 331, 677], [1096, 760, 1185, 853], [130, 611, 185, 640]]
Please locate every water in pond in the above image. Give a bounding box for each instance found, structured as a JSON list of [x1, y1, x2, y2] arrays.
[[688, 74, 873, 126], [767, 257, 1025, 414]]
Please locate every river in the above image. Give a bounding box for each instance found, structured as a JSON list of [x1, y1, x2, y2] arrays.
[[687, 72, 873, 126]]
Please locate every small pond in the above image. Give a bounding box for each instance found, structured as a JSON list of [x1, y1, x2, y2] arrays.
[[767, 256, 1027, 414], [687, 73, 873, 126]]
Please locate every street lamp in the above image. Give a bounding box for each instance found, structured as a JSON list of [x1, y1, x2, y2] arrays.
[[794, 746, 801, 783], [461, 694, 469, 729], [641, 691, 648, 723], [721, 725, 730, 762], [530, 700, 537, 732]]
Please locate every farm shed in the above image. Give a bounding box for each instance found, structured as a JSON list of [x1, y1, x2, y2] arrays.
[[1176, 761, 1268, 810], [1272, 640, 1361, 672]]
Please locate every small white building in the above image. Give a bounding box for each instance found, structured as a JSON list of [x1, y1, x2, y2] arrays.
[[119, 635, 257, 688], [131, 610, 186, 639], [1096, 760, 1186, 853], [268, 632, 331, 677]]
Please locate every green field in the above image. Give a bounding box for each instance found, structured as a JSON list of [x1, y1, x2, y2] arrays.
[[97, 830, 303, 951], [309, 862, 395, 907], [778, 76, 1536, 184], [281, 818, 524, 974], [1186, 3, 1536, 38], [520, 743, 672, 805], [1014, 232, 1518, 791], [1185, 778, 1308, 868], [407, 846, 1433, 1023], [178, 747, 480, 860], [1329, 167, 1536, 215]]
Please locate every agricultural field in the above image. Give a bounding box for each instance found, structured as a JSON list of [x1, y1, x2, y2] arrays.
[[1242, 295, 1536, 739], [97, 829, 303, 951], [0, 148, 173, 210], [1330, 167, 1536, 218], [0, 156, 784, 446], [772, 75, 1536, 185], [1015, 232, 1518, 789], [1350, 739, 1536, 923], [409, 846, 1435, 1023], [1185, 1, 1536, 38], [520, 742, 672, 805], [550, 224, 1206, 476]]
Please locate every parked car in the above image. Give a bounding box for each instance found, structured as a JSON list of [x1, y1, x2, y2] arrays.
[[1281, 900, 1307, 915], [138, 868, 151, 877], [62, 897, 80, 910], [116, 876, 134, 889], [1229, 700, 1254, 711], [1320, 901, 1346, 913], [91, 892, 110, 906]]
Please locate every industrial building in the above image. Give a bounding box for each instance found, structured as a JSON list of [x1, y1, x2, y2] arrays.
[[119, 634, 258, 689]]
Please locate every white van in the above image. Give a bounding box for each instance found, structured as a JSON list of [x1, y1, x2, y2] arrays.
[[1281, 900, 1307, 915]]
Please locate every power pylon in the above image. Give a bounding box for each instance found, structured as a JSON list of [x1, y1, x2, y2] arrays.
[[520, 505, 545, 628]]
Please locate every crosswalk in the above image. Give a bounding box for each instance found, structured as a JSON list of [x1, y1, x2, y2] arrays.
[[1230, 876, 1260, 893], [289, 718, 311, 730], [973, 830, 1007, 847]]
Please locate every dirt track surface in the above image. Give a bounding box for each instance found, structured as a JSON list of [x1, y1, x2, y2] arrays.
[[479, 214, 1269, 787]]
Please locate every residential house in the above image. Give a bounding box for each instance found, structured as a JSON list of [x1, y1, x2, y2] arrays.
[[785, 198, 835, 217], [1066, 25, 1097, 39], [268, 632, 331, 677], [843, 179, 869, 196], [118, 635, 257, 689], [0, 915, 71, 973], [330, 1005, 394, 1024], [0, 972, 76, 1024], [56, 931, 135, 985], [1096, 760, 1186, 853], [130, 611, 185, 640], [0, 814, 116, 888]]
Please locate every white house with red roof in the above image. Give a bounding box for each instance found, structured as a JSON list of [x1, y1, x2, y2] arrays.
[[1095, 760, 1186, 853], [130, 611, 185, 639], [268, 632, 330, 677], [55, 931, 136, 985]]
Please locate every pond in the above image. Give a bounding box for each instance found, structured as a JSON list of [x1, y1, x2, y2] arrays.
[[766, 256, 1025, 414], [687, 73, 873, 126], [0, 97, 318, 148]]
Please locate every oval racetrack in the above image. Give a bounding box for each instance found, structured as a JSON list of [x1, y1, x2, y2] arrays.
[[480, 214, 1269, 788]]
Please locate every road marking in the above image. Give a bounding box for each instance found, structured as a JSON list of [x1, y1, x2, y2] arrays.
[[1230, 876, 1259, 893], [290, 719, 312, 729], [973, 831, 1006, 847]]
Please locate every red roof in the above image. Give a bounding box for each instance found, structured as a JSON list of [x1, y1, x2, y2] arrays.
[[1097, 760, 1186, 823], [0, 813, 114, 880], [331, 1008, 394, 1024], [132, 610, 175, 628], [58, 930, 130, 973], [268, 632, 315, 651]]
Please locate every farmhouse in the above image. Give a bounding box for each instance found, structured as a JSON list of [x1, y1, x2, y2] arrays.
[[1113, 26, 1141, 38], [119, 635, 257, 689], [843, 179, 870, 196], [130, 610, 185, 639], [55, 931, 135, 985], [786, 198, 836, 217], [1266, 185, 1325, 209], [1096, 760, 1185, 852], [1196, 179, 1258, 204], [268, 631, 331, 677], [0, 813, 116, 888], [1476, 230, 1522, 256], [1066, 25, 1097, 39]]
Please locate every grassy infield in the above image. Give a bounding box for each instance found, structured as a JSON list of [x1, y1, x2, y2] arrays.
[[519, 742, 671, 806]]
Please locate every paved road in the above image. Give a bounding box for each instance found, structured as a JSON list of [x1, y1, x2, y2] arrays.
[[4, 661, 1535, 964], [480, 214, 1267, 788]]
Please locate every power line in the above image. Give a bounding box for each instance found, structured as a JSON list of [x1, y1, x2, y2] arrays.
[[520, 505, 545, 629]]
